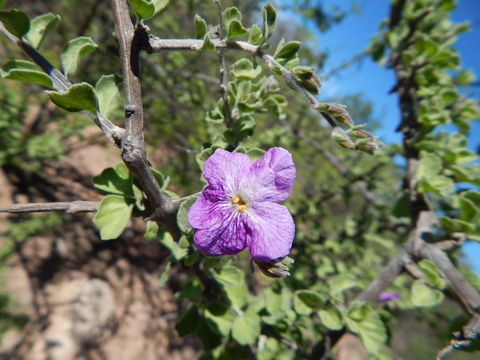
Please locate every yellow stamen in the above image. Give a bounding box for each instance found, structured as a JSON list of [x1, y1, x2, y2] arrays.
[[231, 194, 248, 211]]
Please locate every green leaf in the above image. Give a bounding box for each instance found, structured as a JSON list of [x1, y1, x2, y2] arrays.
[[25, 13, 61, 49], [456, 69, 475, 86], [215, 266, 244, 287], [1, 59, 53, 87], [460, 191, 480, 222], [231, 308, 261, 345], [415, 152, 442, 180], [194, 14, 207, 39], [204, 307, 235, 337], [176, 305, 199, 337], [419, 175, 455, 196], [93, 163, 133, 195], [357, 312, 387, 354], [274, 41, 300, 61], [144, 220, 159, 239], [318, 305, 344, 331], [262, 4, 276, 41], [129, 0, 154, 18], [61, 36, 98, 77], [93, 195, 134, 240], [231, 59, 262, 80], [294, 290, 324, 315], [159, 231, 188, 260], [248, 24, 263, 45], [223, 6, 241, 25], [132, 183, 144, 210], [222, 7, 247, 39], [329, 274, 358, 295], [0, 9, 30, 38], [196, 146, 220, 170], [439, 216, 475, 233], [347, 302, 371, 322], [152, 0, 169, 14], [177, 196, 197, 233], [410, 279, 444, 307], [95, 74, 122, 118], [201, 33, 215, 51], [418, 259, 447, 289], [227, 20, 248, 39], [48, 82, 99, 113], [346, 303, 387, 354]]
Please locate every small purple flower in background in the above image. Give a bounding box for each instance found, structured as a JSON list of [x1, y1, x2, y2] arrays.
[[188, 147, 296, 261], [378, 291, 401, 302]]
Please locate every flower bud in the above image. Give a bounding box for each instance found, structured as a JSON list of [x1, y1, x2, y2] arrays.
[[253, 256, 294, 278], [315, 103, 353, 128], [348, 128, 372, 139], [293, 67, 321, 94], [355, 139, 379, 154], [331, 127, 356, 150]]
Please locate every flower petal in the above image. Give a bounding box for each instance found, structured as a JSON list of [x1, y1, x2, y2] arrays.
[[246, 202, 295, 261], [250, 147, 296, 202], [193, 212, 248, 255], [202, 149, 252, 201], [188, 194, 230, 230]]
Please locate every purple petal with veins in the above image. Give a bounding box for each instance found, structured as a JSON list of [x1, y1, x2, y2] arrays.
[[188, 147, 296, 261]]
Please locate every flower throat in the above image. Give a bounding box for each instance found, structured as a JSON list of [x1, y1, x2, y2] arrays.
[[231, 194, 248, 211]]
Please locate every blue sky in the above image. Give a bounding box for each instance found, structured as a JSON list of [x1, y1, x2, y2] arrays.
[[289, 0, 480, 272]]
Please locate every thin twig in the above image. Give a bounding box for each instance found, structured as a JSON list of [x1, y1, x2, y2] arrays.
[[0, 23, 124, 146], [0, 201, 98, 214], [281, 117, 376, 202], [109, 0, 180, 236], [144, 36, 337, 128], [214, 1, 234, 132]]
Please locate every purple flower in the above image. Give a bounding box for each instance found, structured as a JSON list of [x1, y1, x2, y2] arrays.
[[378, 291, 401, 302], [188, 147, 296, 261]]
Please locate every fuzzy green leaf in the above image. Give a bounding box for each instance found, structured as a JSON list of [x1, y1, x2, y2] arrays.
[[231, 308, 261, 345], [176, 305, 199, 337], [159, 231, 188, 260], [152, 0, 169, 14], [294, 290, 324, 315], [48, 82, 98, 113], [92, 163, 132, 196], [411, 279, 444, 307], [93, 195, 134, 240], [201, 33, 215, 51], [418, 259, 447, 289], [129, 0, 154, 18], [0, 9, 30, 38], [194, 14, 207, 39], [1, 59, 53, 87], [95, 74, 122, 118], [415, 152, 442, 180], [274, 41, 300, 60], [319, 305, 344, 330], [177, 196, 197, 233], [215, 266, 244, 287], [439, 216, 475, 233], [227, 19, 248, 39], [231, 59, 262, 80], [419, 175, 455, 196], [248, 24, 263, 45], [144, 220, 159, 239], [25, 13, 60, 49], [61, 36, 98, 77], [262, 4, 276, 40]]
